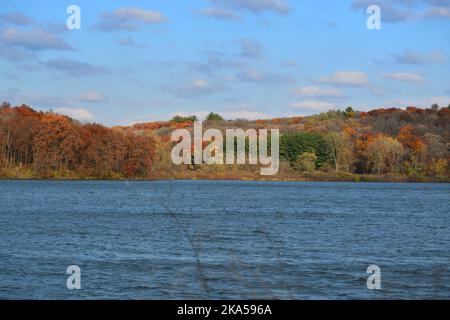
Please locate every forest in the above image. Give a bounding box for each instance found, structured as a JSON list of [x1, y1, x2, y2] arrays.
[[0, 103, 154, 179], [1, 102, 449, 182]]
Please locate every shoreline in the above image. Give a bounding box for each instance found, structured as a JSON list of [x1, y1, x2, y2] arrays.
[[1, 176, 448, 183]]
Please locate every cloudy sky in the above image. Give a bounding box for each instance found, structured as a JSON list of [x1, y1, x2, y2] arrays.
[[0, 0, 449, 125]]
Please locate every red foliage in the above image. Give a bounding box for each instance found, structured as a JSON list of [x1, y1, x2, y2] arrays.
[[172, 121, 192, 129], [397, 125, 426, 153], [288, 117, 303, 125], [343, 127, 357, 137], [406, 106, 424, 114], [355, 132, 380, 153], [367, 108, 400, 117], [133, 122, 166, 130], [0, 105, 155, 178]]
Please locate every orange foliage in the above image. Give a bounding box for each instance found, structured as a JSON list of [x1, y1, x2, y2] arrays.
[[367, 108, 400, 116], [271, 118, 282, 124], [397, 125, 426, 153], [342, 127, 357, 137], [0, 106, 155, 178], [406, 106, 424, 114], [355, 132, 381, 152], [359, 111, 368, 117], [170, 121, 192, 129], [288, 117, 303, 125], [1, 103, 448, 180], [255, 119, 268, 126]]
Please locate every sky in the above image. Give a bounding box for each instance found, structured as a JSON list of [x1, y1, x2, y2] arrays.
[[0, 0, 449, 126]]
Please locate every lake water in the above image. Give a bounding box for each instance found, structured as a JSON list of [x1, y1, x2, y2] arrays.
[[0, 180, 449, 299]]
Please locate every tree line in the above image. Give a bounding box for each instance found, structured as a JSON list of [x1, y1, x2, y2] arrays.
[[0, 103, 155, 178], [277, 107, 449, 179], [155, 107, 449, 181], [1, 103, 449, 181]]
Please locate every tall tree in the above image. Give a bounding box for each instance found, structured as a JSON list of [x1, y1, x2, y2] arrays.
[[365, 136, 404, 174], [324, 132, 348, 172]]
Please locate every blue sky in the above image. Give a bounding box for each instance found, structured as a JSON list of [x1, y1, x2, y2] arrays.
[[0, 0, 449, 125]]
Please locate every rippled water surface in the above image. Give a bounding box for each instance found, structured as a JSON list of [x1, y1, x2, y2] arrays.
[[0, 180, 449, 299]]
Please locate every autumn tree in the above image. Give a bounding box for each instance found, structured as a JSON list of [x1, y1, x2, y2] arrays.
[[33, 113, 82, 173], [344, 107, 356, 118], [397, 125, 427, 173], [294, 152, 317, 172], [205, 112, 224, 121], [1, 105, 40, 168], [424, 133, 446, 159], [0, 104, 156, 178], [324, 132, 349, 172], [429, 159, 447, 179], [122, 133, 155, 177], [171, 115, 198, 123], [0, 103, 448, 181], [365, 136, 404, 174]]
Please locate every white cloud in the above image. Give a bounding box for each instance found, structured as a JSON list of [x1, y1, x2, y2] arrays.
[[192, 79, 208, 88], [392, 50, 444, 65], [235, 69, 294, 84], [350, 0, 412, 23], [290, 100, 336, 112], [200, 7, 242, 20], [291, 86, 346, 98], [43, 58, 110, 77], [117, 37, 146, 48], [425, 6, 450, 19], [55, 108, 94, 121], [95, 8, 167, 32], [212, 0, 291, 15], [383, 72, 424, 83], [77, 91, 108, 103], [114, 8, 166, 23], [0, 12, 35, 26], [236, 38, 263, 58], [0, 41, 34, 61], [1, 28, 74, 51], [164, 79, 226, 98], [320, 71, 369, 87], [352, 0, 450, 23]]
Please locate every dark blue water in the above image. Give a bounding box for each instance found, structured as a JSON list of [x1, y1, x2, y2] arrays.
[[0, 180, 449, 299]]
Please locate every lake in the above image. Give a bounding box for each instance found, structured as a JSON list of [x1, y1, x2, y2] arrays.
[[0, 180, 449, 299]]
